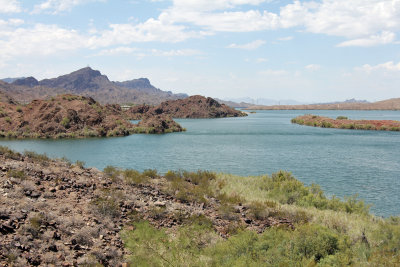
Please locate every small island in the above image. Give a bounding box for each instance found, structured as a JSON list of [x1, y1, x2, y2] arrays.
[[291, 114, 400, 131], [0, 93, 184, 138]]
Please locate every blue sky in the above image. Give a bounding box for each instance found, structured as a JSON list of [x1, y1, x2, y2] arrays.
[[1, 0, 400, 102]]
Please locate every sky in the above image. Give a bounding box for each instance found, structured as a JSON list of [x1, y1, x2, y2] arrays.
[[1, 0, 400, 103]]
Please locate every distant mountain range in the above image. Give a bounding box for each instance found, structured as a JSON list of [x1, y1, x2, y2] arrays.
[[246, 98, 400, 110], [223, 97, 305, 106], [1, 67, 187, 105]]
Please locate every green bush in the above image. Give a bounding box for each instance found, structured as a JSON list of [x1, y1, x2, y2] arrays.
[[7, 169, 26, 180], [91, 189, 123, 218], [336, 116, 348, 120], [142, 169, 158, 178], [124, 169, 148, 184], [61, 117, 70, 128], [103, 165, 120, 180], [75, 160, 85, 169]]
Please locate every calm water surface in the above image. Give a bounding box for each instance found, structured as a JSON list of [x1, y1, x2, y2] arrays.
[[1, 110, 399, 217]]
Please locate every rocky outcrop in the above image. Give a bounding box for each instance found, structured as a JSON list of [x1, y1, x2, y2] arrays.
[[0, 93, 184, 138], [138, 114, 184, 133], [12, 77, 39, 88], [127, 95, 247, 119]]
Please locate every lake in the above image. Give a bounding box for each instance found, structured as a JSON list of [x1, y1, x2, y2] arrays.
[[1, 110, 399, 217]]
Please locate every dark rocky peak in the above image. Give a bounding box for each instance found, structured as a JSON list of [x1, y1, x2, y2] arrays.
[[115, 78, 154, 90], [12, 76, 39, 87], [206, 97, 221, 107], [39, 67, 110, 92], [70, 67, 102, 78]]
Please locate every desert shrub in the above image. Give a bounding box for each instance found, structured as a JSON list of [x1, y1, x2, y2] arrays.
[[0, 146, 21, 159], [321, 121, 333, 128], [336, 116, 348, 120], [166, 170, 216, 204], [218, 203, 239, 221], [148, 206, 167, 220], [91, 189, 123, 218], [217, 192, 244, 205], [142, 169, 158, 178], [7, 169, 26, 180], [123, 221, 217, 266], [293, 224, 342, 262], [124, 169, 148, 184], [61, 117, 70, 128], [75, 160, 85, 168], [164, 170, 181, 181], [24, 150, 50, 163], [248, 201, 271, 220], [73, 226, 98, 246], [16, 106, 22, 112], [103, 165, 121, 182], [5, 116, 11, 123]]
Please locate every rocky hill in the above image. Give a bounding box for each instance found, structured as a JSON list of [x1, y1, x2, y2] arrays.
[[0, 147, 292, 266], [0, 93, 183, 138], [127, 95, 247, 119], [3, 68, 187, 105], [246, 98, 400, 110]]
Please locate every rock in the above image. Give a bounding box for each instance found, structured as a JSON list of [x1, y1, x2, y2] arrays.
[[154, 201, 166, 207], [49, 244, 58, 252], [30, 191, 41, 198]]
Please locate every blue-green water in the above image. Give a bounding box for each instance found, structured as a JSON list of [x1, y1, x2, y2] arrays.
[[1, 110, 399, 217]]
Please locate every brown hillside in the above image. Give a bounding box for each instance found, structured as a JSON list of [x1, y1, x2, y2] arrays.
[[128, 95, 247, 119]]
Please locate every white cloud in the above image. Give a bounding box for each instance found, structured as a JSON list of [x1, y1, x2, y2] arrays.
[[359, 61, 400, 73], [0, 18, 24, 28], [0, 0, 21, 13], [337, 31, 396, 47], [151, 49, 202, 56], [172, 0, 270, 12], [280, 0, 400, 45], [157, 0, 400, 46], [0, 24, 88, 60], [96, 46, 138, 56], [305, 64, 321, 71], [91, 19, 199, 47], [32, 0, 106, 14], [228, 40, 266, 50]]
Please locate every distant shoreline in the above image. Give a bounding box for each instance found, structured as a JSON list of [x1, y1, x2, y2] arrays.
[[244, 98, 400, 110]]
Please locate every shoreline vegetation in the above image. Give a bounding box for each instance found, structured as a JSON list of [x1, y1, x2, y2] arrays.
[[1, 146, 400, 266], [292, 114, 400, 131]]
